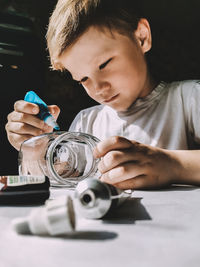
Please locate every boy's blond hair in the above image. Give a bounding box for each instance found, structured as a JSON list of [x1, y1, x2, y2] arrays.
[[46, 0, 141, 70]]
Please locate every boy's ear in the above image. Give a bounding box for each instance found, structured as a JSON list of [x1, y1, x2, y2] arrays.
[[134, 18, 152, 53]]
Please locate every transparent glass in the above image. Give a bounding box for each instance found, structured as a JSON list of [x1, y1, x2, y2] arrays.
[[18, 131, 100, 188]]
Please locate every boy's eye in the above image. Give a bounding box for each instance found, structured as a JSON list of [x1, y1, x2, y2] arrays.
[[99, 58, 112, 70], [80, 77, 88, 83], [76, 76, 88, 84], [74, 57, 113, 84]]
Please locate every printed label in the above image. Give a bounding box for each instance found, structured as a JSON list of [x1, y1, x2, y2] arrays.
[[7, 175, 45, 186]]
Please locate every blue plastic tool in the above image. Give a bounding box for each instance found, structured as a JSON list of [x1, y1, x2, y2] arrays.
[[24, 91, 60, 130]]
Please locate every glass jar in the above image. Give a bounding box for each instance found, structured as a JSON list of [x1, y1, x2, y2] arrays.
[[18, 131, 100, 188]]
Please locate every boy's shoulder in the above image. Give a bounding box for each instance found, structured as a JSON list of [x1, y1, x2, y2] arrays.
[[167, 79, 200, 91], [164, 80, 200, 113], [165, 79, 200, 99]]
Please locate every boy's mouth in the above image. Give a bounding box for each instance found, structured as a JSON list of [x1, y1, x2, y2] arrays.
[[104, 94, 119, 103]]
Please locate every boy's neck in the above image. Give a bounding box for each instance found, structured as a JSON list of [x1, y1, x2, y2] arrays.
[[147, 77, 160, 96], [139, 74, 159, 99]]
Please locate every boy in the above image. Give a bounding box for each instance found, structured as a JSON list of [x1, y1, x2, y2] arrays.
[[5, 0, 200, 190]]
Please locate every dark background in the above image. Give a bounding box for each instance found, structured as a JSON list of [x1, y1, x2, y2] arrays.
[[0, 0, 200, 174]]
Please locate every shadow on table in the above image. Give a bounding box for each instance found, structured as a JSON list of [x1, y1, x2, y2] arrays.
[[61, 230, 118, 240], [31, 230, 118, 241], [143, 184, 199, 192], [103, 197, 151, 225], [103, 185, 199, 224], [166, 184, 199, 191]]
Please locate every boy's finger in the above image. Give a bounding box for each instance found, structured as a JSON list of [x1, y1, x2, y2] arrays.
[[7, 132, 34, 151], [6, 121, 44, 136], [93, 136, 132, 158], [113, 174, 163, 190], [14, 102, 60, 120], [7, 112, 49, 131], [100, 162, 145, 184], [14, 100, 39, 114], [98, 149, 138, 173], [113, 173, 168, 190], [113, 175, 148, 190], [48, 105, 60, 120]]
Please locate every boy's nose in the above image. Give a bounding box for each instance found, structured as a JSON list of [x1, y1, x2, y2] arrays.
[[93, 80, 111, 93]]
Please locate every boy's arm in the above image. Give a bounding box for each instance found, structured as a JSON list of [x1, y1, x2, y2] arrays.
[[168, 149, 200, 185], [93, 136, 200, 189]]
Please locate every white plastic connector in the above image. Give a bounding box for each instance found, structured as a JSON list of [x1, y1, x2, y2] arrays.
[[12, 195, 76, 236]]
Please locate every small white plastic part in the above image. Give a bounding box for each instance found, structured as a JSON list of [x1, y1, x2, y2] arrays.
[[12, 195, 76, 236], [44, 115, 60, 130]]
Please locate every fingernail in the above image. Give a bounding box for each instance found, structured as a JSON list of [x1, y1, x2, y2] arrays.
[[32, 107, 38, 114]]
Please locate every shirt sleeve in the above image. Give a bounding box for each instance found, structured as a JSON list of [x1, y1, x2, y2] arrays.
[[183, 80, 200, 145]]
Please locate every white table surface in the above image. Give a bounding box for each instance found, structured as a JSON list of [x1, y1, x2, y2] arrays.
[[0, 185, 200, 267]]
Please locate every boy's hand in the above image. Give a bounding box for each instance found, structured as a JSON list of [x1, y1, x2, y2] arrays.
[[5, 100, 60, 151], [93, 136, 176, 190]]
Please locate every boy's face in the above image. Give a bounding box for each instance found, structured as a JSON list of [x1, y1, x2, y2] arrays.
[[59, 21, 154, 112]]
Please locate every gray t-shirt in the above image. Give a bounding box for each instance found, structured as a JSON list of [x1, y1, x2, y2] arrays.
[[69, 80, 200, 150]]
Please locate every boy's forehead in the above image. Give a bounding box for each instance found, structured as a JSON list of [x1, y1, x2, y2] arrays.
[[58, 26, 128, 74]]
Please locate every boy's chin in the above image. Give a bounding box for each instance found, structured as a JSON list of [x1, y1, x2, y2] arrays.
[[108, 105, 130, 112], [111, 101, 135, 112]]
